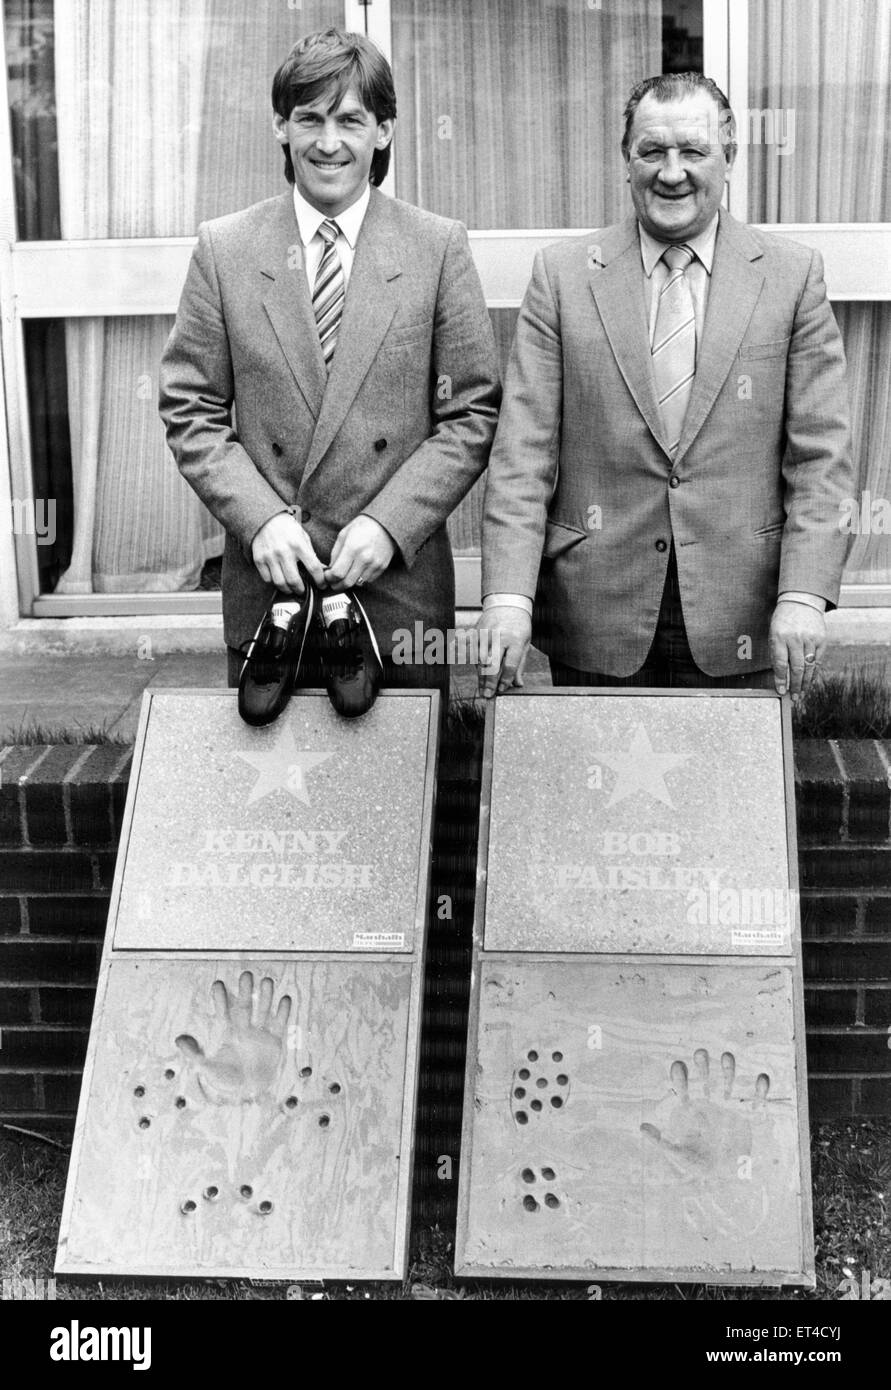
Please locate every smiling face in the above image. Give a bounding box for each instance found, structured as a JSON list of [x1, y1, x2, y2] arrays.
[[625, 90, 734, 242], [273, 84, 394, 217]]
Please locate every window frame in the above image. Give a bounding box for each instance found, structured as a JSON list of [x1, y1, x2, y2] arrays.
[[0, 0, 888, 620]]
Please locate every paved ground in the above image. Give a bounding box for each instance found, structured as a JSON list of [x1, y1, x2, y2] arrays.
[[0, 645, 553, 742], [0, 638, 885, 743]]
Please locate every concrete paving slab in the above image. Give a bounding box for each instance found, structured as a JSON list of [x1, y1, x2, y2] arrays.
[[1, 636, 884, 744], [107, 654, 230, 741], [0, 656, 158, 738]]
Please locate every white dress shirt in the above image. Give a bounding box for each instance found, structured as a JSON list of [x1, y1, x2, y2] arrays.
[[639, 213, 718, 348], [292, 182, 370, 291], [266, 186, 371, 538], [484, 214, 823, 617]]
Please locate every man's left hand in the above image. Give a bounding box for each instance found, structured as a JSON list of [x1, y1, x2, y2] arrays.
[[324, 516, 396, 592], [769, 601, 826, 696]]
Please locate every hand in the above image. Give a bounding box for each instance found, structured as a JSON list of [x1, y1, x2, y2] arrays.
[[251, 512, 326, 593], [769, 601, 826, 696], [477, 606, 532, 699], [324, 515, 396, 592]]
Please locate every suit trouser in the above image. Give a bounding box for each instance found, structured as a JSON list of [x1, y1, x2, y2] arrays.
[[549, 546, 774, 691]]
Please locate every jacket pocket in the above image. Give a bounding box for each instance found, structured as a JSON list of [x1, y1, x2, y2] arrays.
[[385, 318, 434, 349], [739, 339, 791, 360], [543, 519, 588, 560]]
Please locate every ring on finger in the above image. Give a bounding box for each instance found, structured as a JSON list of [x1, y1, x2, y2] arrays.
[[804, 652, 817, 665]]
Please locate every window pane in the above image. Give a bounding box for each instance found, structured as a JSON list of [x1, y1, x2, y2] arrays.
[[5, 0, 345, 241], [391, 0, 701, 227], [748, 0, 891, 221], [837, 303, 891, 585], [23, 319, 71, 590], [5, 0, 59, 238], [25, 315, 223, 595]]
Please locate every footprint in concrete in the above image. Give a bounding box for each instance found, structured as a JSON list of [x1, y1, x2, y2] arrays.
[[280, 1067, 344, 1126], [510, 1048, 570, 1125], [519, 1164, 562, 1213], [639, 1050, 766, 1177], [175, 970, 292, 1105]]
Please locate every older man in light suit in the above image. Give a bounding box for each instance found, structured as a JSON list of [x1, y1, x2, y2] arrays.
[[479, 73, 852, 698], [160, 29, 499, 695]]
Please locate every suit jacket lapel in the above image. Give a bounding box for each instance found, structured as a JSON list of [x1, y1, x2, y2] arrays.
[[302, 188, 402, 483], [588, 217, 669, 454], [675, 209, 765, 461], [260, 192, 327, 420]]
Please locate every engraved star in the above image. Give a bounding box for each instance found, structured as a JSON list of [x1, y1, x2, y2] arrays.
[[593, 722, 690, 809], [237, 725, 334, 807]]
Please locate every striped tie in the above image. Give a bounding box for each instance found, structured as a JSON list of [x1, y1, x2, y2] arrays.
[[652, 243, 696, 456], [312, 219, 345, 369]]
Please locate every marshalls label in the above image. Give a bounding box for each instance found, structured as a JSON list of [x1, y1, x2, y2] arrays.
[[352, 931, 406, 950]]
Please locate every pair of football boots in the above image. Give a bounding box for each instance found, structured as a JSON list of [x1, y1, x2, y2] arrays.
[[237, 570, 383, 725]]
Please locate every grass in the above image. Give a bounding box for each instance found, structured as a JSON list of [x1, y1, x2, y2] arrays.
[[0, 699, 485, 750], [792, 665, 891, 739], [1, 720, 129, 747], [1, 1120, 887, 1301], [3, 667, 890, 747]]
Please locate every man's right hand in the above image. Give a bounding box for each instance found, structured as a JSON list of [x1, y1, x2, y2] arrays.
[[250, 511, 326, 593], [477, 606, 533, 699]]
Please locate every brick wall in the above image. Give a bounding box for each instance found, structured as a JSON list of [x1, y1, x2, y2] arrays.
[[0, 737, 889, 1137], [795, 738, 891, 1118], [0, 745, 131, 1131]]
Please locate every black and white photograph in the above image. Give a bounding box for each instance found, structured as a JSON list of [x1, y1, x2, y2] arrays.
[[0, 0, 888, 1359]]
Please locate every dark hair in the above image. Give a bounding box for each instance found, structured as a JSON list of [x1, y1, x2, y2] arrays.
[[272, 28, 397, 186], [621, 73, 736, 162]]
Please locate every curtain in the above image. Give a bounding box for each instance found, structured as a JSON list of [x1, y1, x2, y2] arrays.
[[836, 305, 891, 585], [53, 0, 213, 592], [6, 1, 72, 590], [391, 0, 663, 556], [748, 0, 890, 222], [748, 0, 891, 586], [51, 0, 342, 594], [23, 0, 664, 588], [391, 0, 662, 228]]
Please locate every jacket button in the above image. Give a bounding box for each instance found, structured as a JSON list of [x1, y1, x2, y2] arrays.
[[655, 538, 668, 552], [374, 438, 388, 452], [669, 475, 680, 488], [301, 510, 311, 523], [272, 443, 283, 456]]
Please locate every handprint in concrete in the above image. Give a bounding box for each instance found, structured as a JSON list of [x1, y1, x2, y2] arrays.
[[175, 970, 292, 1105], [640, 1049, 774, 1239], [640, 1050, 767, 1175]]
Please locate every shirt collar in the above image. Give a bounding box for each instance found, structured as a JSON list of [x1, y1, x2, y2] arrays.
[[638, 212, 720, 277], [292, 182, 371, 249]]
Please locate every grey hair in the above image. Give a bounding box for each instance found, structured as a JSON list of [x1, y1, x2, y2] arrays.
[[621, 73, 736, 162]]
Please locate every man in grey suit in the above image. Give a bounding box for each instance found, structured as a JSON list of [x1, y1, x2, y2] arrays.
[[479, 73, 852, 699], [160, 28, 499, 694]]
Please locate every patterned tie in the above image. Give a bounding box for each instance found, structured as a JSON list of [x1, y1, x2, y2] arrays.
[[312, 218, 345, 369], [651, 243, 696, 456]]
